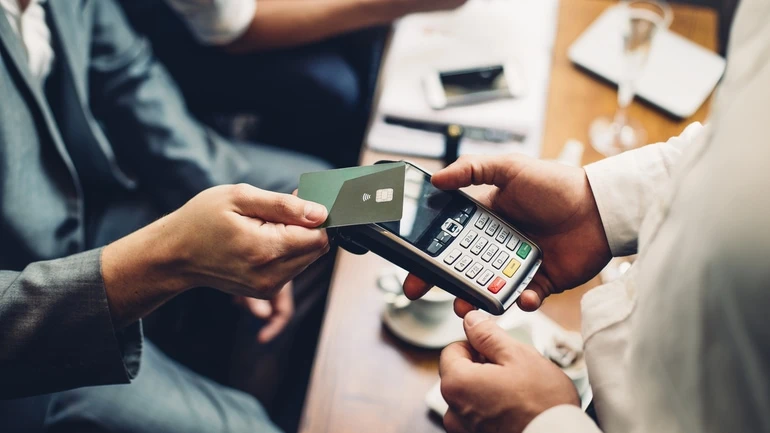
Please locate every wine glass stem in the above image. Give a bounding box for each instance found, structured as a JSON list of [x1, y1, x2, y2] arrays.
[[614, 79, 634, 128], [613, 104, 628, 129]]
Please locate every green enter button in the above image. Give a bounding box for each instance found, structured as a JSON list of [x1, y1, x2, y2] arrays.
[[516, 243, 531, 259]]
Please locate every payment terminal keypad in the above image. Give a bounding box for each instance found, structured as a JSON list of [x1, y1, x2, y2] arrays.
[[441, 209, 535, 298], [481, 244, 499, 262], [470, 237, 488, 255], [460, 231, 478, 248], [443, 249, 462, 265], [454, 255, 472, 272], [466, 262, 483, 279]]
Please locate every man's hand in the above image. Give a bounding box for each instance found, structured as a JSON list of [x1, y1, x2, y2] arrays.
[[102, 184, 329, 328], [440, 311, 579, 433], [403, 154, 611, 315], [235, 282, 294, 343]]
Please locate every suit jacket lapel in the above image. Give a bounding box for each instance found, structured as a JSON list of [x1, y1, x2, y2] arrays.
[[0, 4, 82, 195]]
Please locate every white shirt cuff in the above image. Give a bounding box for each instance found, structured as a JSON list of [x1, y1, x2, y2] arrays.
[[166, 0, 257, 46], [523, 405, 602, 433], [584, 122, 703, 256]]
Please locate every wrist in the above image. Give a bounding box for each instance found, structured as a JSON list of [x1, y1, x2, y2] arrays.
[[103, 215, 191, 299]]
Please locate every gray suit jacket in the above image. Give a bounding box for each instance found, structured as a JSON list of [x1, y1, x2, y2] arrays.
[[0, 0, 252, 398]]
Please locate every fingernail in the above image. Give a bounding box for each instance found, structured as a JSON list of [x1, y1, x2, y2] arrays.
[[304, 203, 327, 222], [465, 310, 489, 327]]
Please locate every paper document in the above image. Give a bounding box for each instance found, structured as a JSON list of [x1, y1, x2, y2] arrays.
[[368, 0, 560, 158]]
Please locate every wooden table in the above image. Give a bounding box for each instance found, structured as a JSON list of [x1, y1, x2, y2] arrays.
[[299, 1, 718, 432]]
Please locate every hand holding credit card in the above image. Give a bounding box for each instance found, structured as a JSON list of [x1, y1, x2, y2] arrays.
[[297, 161, 542, 315], [298, 162, 406, 228]]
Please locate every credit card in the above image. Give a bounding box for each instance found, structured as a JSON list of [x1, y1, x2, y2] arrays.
[[298, 162, 406, 228]]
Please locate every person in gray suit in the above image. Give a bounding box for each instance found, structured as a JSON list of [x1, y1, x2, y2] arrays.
[[0, 0, 333, 431]]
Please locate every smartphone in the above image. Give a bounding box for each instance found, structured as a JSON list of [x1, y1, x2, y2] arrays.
[[422, 62, 525, 110], [334, 161, 542, 315]]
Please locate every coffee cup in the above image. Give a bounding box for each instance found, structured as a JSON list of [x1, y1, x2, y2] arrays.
[[377, 269, 455, 326], [402, 286, 455, 325]]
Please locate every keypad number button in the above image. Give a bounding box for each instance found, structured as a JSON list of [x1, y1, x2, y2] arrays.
[[454, 255, 472, 272], [444, 249, 462, 265], [466, 262, 483, 279], [492, 252, 509, 269], [460, 231, 478, 248], [481, 244, 499, 262], [476, 270, 495, 286], [475, 214, 489, 230], [506, 235, 520, 251], [470, 237, 488, 255], [495, 229, 510, 244], [485, 220, 500, 237]]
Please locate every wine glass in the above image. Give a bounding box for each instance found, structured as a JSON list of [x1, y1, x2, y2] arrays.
[[589, 0, 672, 157]]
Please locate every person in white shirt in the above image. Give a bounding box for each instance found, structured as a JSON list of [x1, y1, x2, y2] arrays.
[[404, 0, 770, 432], [117, 0, 468, 169]]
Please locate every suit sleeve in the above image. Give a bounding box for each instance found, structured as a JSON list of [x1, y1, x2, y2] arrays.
[[87, 0, 252, 211], [0, 249, 142, 398], [584, 122, 705, 257]]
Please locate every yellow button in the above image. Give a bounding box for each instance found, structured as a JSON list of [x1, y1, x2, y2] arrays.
[[502, 258, 521, 278]]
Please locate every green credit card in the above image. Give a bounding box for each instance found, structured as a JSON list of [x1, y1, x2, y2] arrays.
[[298, 162, 406, 228]]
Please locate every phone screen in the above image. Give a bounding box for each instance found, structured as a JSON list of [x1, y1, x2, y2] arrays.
[[440, 65, 508, 98]]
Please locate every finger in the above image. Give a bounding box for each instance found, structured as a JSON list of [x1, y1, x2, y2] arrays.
[[516, 277, 551, 312], [402, 273, 432, 300], [245, 298, 273, 319], [230, 184, 327, 227], [258, 308, 291, 343], [453, 298, 477, 317], [258, 285, 294, 343], [439, 341, 476, 379], [443, 410, 470, 433], [463, 310, 516, 364], [263, 223, 330, 259], [274, 282, 295, 317], [268, 246, 330, 289], [431, 154, 528, 190]]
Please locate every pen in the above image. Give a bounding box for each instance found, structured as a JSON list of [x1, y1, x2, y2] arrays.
[[383, 115, 526, 143]]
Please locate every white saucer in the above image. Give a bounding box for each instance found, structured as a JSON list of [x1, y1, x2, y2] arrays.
[[382, 304, 553, 351], [382, 304, 465, 349]]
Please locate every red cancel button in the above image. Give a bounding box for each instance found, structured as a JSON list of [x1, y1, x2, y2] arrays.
[[488, 277, 506, 294]]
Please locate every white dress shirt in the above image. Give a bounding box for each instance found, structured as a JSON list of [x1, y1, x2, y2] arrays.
[[1, 0, 52, 80], [165, 0, 257, 45], [524, 0, 770, 432]]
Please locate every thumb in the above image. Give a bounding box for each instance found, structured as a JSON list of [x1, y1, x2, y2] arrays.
[[431, 154, 531, 190], [230, 184, 327, 227], [463, 310, 514, 364]]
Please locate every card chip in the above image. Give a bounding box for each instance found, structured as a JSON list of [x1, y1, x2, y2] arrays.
[[376, 188, 394, 203]]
